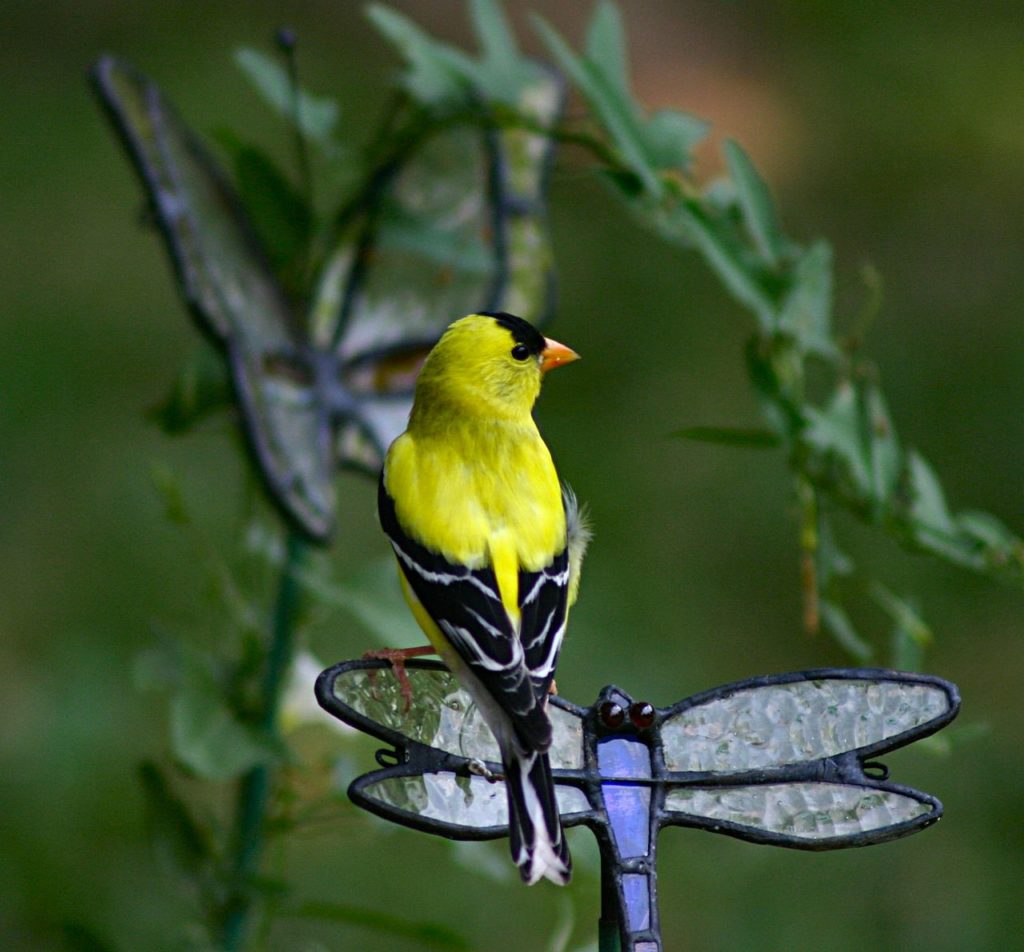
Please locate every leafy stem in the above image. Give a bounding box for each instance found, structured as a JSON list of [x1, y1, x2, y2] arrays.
[[219, 529, 307, 951]]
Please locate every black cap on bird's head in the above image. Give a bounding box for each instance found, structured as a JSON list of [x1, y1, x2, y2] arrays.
[[478, 310, 579, 373], [480, 311, 546, 353]]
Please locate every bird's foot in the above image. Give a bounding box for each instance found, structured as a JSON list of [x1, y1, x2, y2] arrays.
[[467, 759, 504, 783], [547, 679, 559, 696], [362, 645, 436, 711]]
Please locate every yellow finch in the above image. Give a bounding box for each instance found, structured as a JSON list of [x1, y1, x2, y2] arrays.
[[378, 311, 588, 885]]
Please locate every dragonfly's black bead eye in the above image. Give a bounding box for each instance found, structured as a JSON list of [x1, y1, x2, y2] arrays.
[[599, 701, 625, 729], [629, 702, 656, 729], [511, 343, 531, 361]]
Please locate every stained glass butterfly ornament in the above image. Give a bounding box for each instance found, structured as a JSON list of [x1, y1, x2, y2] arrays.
[[91, 51, 563, 543], [316, 658, 959, 952]]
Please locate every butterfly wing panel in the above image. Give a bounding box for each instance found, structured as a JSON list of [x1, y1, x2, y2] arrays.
[[93, 57, 334, 540]]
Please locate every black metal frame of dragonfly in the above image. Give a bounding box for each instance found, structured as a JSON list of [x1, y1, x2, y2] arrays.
[[316, 658, 960, 952]]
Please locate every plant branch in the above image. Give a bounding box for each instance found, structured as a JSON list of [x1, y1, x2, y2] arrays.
[[220, 528, 307, 951]]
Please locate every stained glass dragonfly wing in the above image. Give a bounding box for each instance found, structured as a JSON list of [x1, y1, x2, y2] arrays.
[[658, 669, 959, 775], [322, 68, 565, 473], [662, 781, 941, 849], [317, 659, 591, 837], [317, 659, 584, 769], [91, 57, 334, 541], [351, 770, 593, 840]]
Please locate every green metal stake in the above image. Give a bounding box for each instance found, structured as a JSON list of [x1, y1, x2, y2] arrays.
[[599, 850, 621, 952], [221, 529, 307, 951]]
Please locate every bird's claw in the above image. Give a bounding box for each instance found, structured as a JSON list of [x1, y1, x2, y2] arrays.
[[468, 759, 504, 783], [362, 646, 435, 712]]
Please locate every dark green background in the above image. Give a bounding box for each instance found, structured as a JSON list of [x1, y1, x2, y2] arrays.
[[4, 1, 1023, 949]]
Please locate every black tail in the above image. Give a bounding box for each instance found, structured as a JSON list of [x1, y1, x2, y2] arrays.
[[505, 748, 571, 885]]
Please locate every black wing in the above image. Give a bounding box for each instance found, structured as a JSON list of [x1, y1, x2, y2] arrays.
[[378, 476, 568, 752]]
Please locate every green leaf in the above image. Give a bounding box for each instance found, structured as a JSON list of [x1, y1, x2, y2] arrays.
[[584, 0, 629, 95], [470, 0, 518, 75], [659, 198, 776, 327], [234, 48, 339, 145], [299, 557, 423, 646], [367, 4, 477, 104], [869, 582, 932, 646], [171, 668, 279, 780], [585, 6, 706, 171], [215, 132, 312, 290], [903, 451, 990, 570], [639, 109, 709, 171], [599, 167, 646, 198], [147, 345, 231, 435], [819, 599, 874, 663], [724, 139, 784, 268], [956, 509, 1019, 550], [671, 425, 781, 448], [150, 462, 192, 526], [869, 581, 931, 670], [537, 8, 705, 189], [865, 383, 902, 508], [907, 450, 955, 535], [777, 240, 835, 356], [474, 0, 552, 103], [533, 14, 658, 194], [138, 761, 212, 881], [803, 381, 871, 497], [293, 902, 472, 950], [743, 337, 804, 437], [376, 211, 492, 274], [816, 513, 854, 588]]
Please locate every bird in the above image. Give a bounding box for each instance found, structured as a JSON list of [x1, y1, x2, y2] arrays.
[[377, 311, 589, 885]]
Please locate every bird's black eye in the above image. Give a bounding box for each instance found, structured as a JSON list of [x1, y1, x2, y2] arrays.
[[511, 343, 531, 361]]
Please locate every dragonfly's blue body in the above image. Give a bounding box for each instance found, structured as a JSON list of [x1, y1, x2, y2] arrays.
[[598, 730, 656, 944]]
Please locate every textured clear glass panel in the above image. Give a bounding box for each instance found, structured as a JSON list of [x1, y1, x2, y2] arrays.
[[250, 363, 332, 534], [95, 61, 335, 539], [664, 783, 930, 839], [598, 738, 651, 858], [331, 668, 583, 768], [362, 773, 589, 829], [336, 400, 416, 475], [335, 126, 495, 362], [333, 74, 561, 363], [98, 61, 298, 349], [662, 679, 949, 773]]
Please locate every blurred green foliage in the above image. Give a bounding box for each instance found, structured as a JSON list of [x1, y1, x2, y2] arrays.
[[3, 1, 1024, 950]]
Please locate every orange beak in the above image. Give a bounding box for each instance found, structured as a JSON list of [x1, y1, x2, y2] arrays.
[[540, 337, 580, 373]]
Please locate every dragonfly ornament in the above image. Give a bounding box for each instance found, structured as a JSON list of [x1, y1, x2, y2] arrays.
[[316, 658, 960, 952], [91, 55, 563, 543]]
